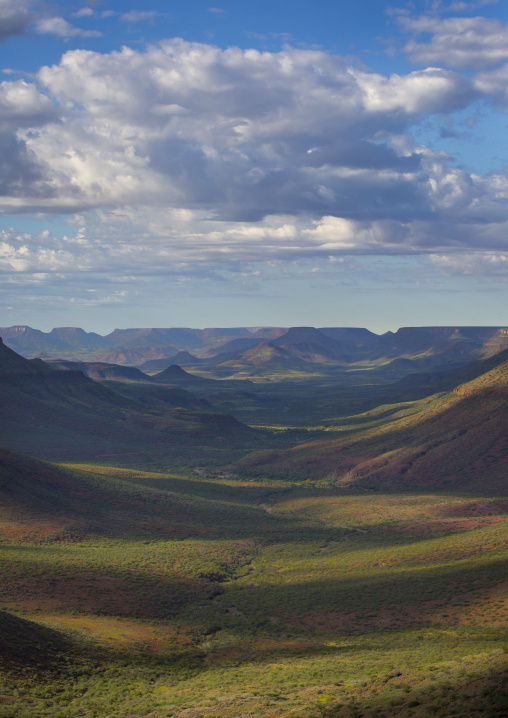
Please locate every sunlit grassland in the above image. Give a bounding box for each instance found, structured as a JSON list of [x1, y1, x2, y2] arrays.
[[1, 464, 507, 717]]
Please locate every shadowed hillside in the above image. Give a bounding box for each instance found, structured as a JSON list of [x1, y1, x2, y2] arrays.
[[0, 338, 259, 464], [45, 359, 153, 383], [0, 610, 79, 672], [0, 448, 282, 542]]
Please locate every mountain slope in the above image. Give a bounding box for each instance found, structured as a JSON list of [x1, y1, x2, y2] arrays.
[[390, 347, 508, 394], [271, 326, 345, 361], [152, 364, 220, 385], [203, 337, 264, 359], [101, 382, 216, 411], [92, 347, 178, 365], [0, 338, 257, 463], [0, 447, 267, 541], [0, 325, 109, 358], [236, 354, 508, 493], [45, 359, 153, 383], [0, 609, 77, 671], [220, 341, 302, 367]]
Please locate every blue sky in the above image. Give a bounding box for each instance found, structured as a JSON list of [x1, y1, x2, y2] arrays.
[[1, 0, 508, 334]]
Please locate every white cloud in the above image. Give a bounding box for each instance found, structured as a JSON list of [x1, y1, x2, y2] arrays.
[[430, 250, 508, 275], [474, 62, 508, 107], [35, 16, 101, 39], [351, 66, 472, 114], [17, 40, 475, 222], [429, 1, 499, 12], [73, 8, 95, 19], [120, 11, 158, 23], [400, 15, 508, 70], [0, 79, 58, 128], [0, 38, 507, 285], [0, 0, 102, 41]]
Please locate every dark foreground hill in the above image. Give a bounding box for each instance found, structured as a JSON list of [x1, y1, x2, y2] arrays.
[[235, 351, 508, 494], [0, 447, 274, 542], [0, 338, 258, 464], [0, 447, 135, 541]]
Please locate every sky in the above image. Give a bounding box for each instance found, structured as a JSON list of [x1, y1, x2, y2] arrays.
[[1, 0, 508, 334]]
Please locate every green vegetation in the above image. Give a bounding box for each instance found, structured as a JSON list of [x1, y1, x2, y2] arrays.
[[1, 457, 507, 717]]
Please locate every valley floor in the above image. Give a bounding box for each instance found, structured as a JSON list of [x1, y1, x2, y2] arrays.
[[1, 465, 507, 718]]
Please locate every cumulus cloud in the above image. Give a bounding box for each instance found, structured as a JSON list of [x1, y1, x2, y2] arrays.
[[0, 80, 58, 129], [2, 190, 508, 284], [0, 38, 507, 284], [0, 80, 62, 199], [9, 40, 475, 223]]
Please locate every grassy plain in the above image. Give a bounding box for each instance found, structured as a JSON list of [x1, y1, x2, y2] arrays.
[[1, 461, 507, 717]]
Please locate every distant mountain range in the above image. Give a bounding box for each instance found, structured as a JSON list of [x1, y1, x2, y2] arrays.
[[3, 325, 508, 375], [0, 325, 286, 363]]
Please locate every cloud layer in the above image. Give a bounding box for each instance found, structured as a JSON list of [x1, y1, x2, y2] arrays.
[[1, 9, 508, 298], [400, 15, 508, 70]]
